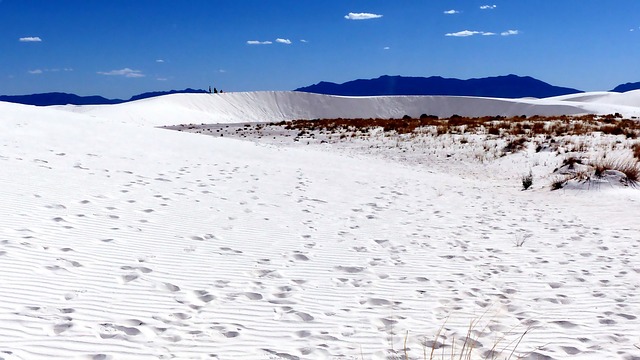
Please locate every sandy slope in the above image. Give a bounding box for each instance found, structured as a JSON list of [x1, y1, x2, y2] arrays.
[[1, 98, 640, 359], [52, 91, 640, 127]]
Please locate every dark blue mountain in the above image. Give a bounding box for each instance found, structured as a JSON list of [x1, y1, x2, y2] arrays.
[[0, 92, 121, 106], [0, 88, 208, 106], [296, 75, 583, 99], [611, 82, 640, 93]]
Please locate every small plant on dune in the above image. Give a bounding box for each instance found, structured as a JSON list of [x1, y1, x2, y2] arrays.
[[513, 233, 532, 247], [561, 156, 583, 169], [551, 176, 567, 190], [521, 170, 533, 190]]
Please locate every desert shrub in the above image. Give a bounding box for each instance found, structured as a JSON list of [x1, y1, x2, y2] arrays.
[[530, 122, 546, 135], [503, 137, 528, 153], [600, 125, 625, 136], [448, 115, 465, 127], [561, 156, 583, 169], [509, 123, 527, 136], [522, 171, 533, 190], [551, 177, 566, 190], [436, 125, 448, 136], [420, 113, 438, 120], [487, 125, 500, 136]]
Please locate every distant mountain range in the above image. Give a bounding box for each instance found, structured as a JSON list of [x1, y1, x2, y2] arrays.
[[0, 88, 207, 106], [2, 76, 640, 106], [296, 75, 587, 98], [611, 82, 640, 93]]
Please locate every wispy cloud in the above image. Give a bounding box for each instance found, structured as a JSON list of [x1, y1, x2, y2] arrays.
[[156, 59, 165, 63], [97, 68, 144, 78], [501, 30, 519, 36], [300, 39, 308, 43], [247, 40, 272, 45], [19, 36, 42, 42], [344, 12, 383, 20], [445, 30, 495, 37], [480, 5, 497, 10], [383, 46, 390, 50], [27, 68, 73, 74], [276, 38, 292, 45], [157, 77, 168, 81], [444, 10, 460, 15]]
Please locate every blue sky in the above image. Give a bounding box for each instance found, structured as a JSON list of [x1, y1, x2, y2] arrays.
[[2, 0, 639, 98]]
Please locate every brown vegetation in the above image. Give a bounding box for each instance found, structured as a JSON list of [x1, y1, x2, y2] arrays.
[[270, 114, 640, 139]]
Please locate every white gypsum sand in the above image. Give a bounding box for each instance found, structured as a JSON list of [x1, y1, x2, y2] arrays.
[[53, 90, 640, 127], [1, 92, 639, 359]]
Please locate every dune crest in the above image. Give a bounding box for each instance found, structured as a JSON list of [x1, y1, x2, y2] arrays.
[[51, 90, 640, 127]]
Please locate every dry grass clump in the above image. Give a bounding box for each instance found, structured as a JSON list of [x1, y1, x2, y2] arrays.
[[551, 155, 640, 189], [503, 137, 528, 153], [591, 158, 640, 187], [375, 316, 533, 360]]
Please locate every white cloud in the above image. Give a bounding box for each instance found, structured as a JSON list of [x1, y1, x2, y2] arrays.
[[97, 68, 145, 78], [247, 40, 272, 45], [276, 38, 292, 45], [156, 59, 165, 63], [218, 69, 226, 73], [28, 69, 43, 74], [501, 30, 519, 36], [445, 30, 495, 37], [157, 77, 168, 81], [19, 36, 42, 42], [480, 5, 497, 10], [300, 39, 308, 43], [344, 12, 383, 20], [446, 30, 480, 37], [64, 68, 73, 72], [383, 46, 390, 50], [444, 10, 459, 15]]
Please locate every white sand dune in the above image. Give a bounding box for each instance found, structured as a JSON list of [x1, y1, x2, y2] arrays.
[[1, 95, 640, 359], [54, 90, 640, 127]]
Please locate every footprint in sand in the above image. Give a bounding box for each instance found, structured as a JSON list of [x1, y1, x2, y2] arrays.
[[162, 282, 181, 292], [53, 322, 73, 334], [98, 323, 142, 339]]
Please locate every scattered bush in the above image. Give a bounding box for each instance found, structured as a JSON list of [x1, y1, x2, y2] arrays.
[[551, 177, 567, 190], [562, 156, 584, 169], [487, 126, 501, 136], [522, 171, 533, 190], [503, 137, 528, 153], [276, 114, 640, 140]]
